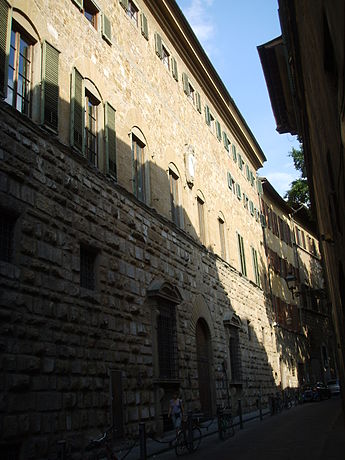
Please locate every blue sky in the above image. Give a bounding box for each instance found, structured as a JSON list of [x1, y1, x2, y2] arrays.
[[176, 0, 300, 197]]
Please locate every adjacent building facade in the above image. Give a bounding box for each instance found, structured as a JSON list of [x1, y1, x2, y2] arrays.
[[0, 0, 336, 458], [258, 0, 345, 411], [261, 179, 336, 388]]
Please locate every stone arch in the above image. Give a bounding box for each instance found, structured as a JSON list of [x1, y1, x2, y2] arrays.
[[190, 294, 215, 340]]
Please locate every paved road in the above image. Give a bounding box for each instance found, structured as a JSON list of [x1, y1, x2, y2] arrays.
[[156, 397, 344, 460]]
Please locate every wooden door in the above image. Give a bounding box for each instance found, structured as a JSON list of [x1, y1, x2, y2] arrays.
[[196, 319, 212, 416]]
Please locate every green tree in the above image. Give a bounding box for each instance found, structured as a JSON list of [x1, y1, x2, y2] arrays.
[[285, 146, 310, 208]]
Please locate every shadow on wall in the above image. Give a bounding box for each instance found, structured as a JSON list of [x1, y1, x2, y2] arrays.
[[0, 91, 290, 457]]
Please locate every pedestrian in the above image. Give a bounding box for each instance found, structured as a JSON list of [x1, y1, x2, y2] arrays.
[[168, 392, 184, 432]]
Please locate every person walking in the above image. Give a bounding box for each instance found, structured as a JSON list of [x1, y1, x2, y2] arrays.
[[168, 393, 184, 432]]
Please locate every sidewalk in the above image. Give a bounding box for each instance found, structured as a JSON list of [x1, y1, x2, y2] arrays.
[[116, 397, 345, 460], [115, 405, 271, 459]]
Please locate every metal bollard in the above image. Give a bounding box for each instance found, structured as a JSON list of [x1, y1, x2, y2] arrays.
[[139, 422, 147, 460], [238, 399, 243, 429], [217, 407, 223, 440], [259, 398, 263, 421], [187, 412, 193, 449]]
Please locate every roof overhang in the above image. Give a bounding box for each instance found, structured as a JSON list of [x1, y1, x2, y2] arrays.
[[257, 36, 298, 135]]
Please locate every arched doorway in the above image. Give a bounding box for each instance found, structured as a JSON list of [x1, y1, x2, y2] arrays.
[[196, 318, 213, 415]]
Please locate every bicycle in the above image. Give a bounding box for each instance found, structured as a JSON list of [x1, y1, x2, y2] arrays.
[[218, 408, 235, 440], [87, 426, 118, 460], [174, 415, 202, 456]]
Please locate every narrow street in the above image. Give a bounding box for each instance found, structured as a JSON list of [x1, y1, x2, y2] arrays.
[[157, 397, 344, 460]]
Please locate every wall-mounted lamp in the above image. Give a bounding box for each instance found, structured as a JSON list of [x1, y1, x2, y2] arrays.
[[285, 274, 300, 298]]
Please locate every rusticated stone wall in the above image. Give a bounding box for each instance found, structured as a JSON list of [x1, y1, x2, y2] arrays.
[[0, 106, 276, 459]]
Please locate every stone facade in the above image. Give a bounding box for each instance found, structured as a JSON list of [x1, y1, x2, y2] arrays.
[[0, 0, 335, 458], [258, 0, 345, 412], [261, 179, 336, 388]]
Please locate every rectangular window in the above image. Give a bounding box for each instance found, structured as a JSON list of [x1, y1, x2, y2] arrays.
[[197, 197, 206, 245], [295, 227, 301, 245], [162, 44, 170, 70], [236, 183, 241, 200], [238, 233, 247, 276], [85, 90, 99, 166], [132, 135, 146, 202], [80, 245, 96, 290], [5, 23, 33, 116], [169, 169, 180, 227], [188, 82, 195, 104], [0, 210, 16, 263], [301, 231, 306, 249], [243, 193, 249, 209], [127, 0, 139, 26], [218, 217, 226, 260], [83, 0, 99, 29], [229, 327, 242, 382]]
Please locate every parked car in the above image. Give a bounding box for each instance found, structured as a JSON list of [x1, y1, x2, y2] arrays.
[[301, 385, 315, 403], [302, 382, 331, 402], [313, 382, 331, 400], [327, 379, 341, 396]]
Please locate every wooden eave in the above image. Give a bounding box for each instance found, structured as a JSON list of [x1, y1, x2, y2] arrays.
[[257, 36, 298, 135]]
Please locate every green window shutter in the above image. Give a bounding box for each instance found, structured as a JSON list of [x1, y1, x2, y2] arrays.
[[171, 56, 178, 81], [205, 104, 211, 125], [119, 0, 128, 10], [232, 144, 237, 162], [257, 177, 263, 195], [222, 132, 229, 151], [41, 41, 60, 131], [0, 0, 10, 98], [238, 234, 247, 276], [227, 171, 232, 190], [140, 12, 148, 40], [250, 171, 255, 187], [238, 153, 243, 170], [215, 120, 221, 141], [252, 247, 260, 285], [102, 13, 112, 44], [154, 32, 162, 58], [249, 200, 254, 215], [70, 67, 84, 153], [195, 91, 201, 113], [182, 72, 190, 95], [72, 0, 83, 10], [245, 164, 250, 180], [236, 183, 241, 200], [105, 102, 117, 179]]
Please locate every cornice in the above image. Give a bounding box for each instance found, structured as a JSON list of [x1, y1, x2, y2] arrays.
[[144, 0, 266, 170]]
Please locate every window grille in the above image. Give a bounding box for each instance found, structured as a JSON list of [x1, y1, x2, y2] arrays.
[[0, 211, 16, 262], [80, 245, 96, 290], [157, 300, 178, 379], [229, 327, 242, 381]]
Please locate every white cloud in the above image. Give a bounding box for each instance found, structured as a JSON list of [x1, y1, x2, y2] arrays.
[[265, 171, 295, 197], [182, 0, 216, 55]]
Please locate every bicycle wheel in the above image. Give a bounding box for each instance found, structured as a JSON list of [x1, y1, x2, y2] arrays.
[[228, 418, 235, 437], [175, 432, 188, 456], [190, 427, 201, 452]]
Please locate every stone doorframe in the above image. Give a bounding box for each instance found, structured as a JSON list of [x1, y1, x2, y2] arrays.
[[147, 278, 183, 433], [189, 295, 217, 416]]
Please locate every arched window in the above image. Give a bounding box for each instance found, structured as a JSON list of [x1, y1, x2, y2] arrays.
[[1, 7, 60, 128], [70, 70, 116, 176]]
